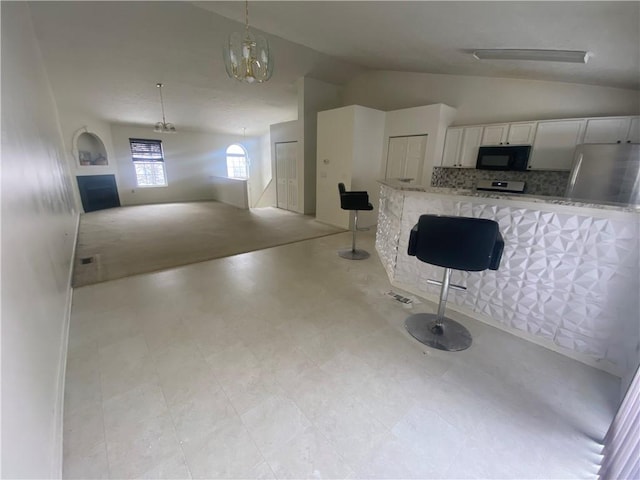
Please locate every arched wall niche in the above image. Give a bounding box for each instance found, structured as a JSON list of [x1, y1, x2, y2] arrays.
[[72, 127, 108, 166]]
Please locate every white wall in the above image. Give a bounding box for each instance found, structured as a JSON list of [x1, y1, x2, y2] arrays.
[[382, 103, 457, 186], [298, 77, 343, 214], [242, 132, 271, 208], [1, 3, 78, 477], [110, 125, 265, 206], [254, 133, 275, 207], [352, 107, 386, 228], [210, 176, 249, 209], [316, 105, 386, 229], [343, 71, 640, 126]]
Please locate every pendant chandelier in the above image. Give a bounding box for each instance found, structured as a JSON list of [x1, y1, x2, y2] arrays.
[[223, 0, 273, 83], [153, 83, 176, 133]]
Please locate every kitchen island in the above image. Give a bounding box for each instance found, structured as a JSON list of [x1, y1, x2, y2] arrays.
[[376, 180, 639, 381]]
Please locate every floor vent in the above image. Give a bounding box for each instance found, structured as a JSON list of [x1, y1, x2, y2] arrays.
[[80, 257, 94, 265], [387, 291, 413, 305]]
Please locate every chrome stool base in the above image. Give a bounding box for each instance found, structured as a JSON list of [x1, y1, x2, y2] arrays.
[[338, 248, 370, 260], [405, 313, 472, 352]]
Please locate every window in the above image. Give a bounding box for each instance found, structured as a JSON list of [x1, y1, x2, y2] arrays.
[[226, 144, 249, 179], [129, 138, 167, 187]]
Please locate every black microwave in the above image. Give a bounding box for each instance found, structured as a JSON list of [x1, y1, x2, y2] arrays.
[[476, 145, 531, 171]]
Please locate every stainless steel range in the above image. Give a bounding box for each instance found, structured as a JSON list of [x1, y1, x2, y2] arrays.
[[476, 180, 526, 194]]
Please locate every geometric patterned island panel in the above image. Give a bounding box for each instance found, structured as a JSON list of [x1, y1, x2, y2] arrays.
[[376, 184, 639, 379]]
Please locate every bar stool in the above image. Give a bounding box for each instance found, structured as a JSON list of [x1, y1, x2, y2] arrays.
[[337, 182, 374, 260], [405, 214, 504, 351]]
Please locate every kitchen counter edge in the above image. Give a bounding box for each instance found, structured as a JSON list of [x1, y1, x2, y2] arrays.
[[378, 180, 640, 213]]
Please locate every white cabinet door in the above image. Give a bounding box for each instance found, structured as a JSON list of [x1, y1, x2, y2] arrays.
[[441, 128, 463, 167], [481, 124, 509, 145], [529, 120, 585, 170], [583, 117, 631, 144], [627, 117, 640, 143], [459, 127, 484, 167], [507, 122, 537, 145]]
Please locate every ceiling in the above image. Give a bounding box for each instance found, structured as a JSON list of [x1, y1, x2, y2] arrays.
[[26, 1, 639, 136]]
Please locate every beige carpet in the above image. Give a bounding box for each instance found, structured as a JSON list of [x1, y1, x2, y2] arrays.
[[72, 201, 345, 287]]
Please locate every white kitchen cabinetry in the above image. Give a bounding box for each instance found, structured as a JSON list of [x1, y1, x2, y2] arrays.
[[441, 126, 483, 167], [442, 128, 463, 167], [583, 116, 640, 144], [481, 124, 509, 145], [507, 122, 537, 145], [459, 127, 484, 167], [583, 117, 635, 144], [480, 122, 536, 145], [316, 105, 385, 229], [528, 119, 585, 170]]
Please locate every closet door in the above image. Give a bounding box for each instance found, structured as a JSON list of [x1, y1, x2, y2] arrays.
[[286, 144, 298, 211], [275, 141, 297, 211], [385, 136, 408, 178], [385, 134, 427, 180]]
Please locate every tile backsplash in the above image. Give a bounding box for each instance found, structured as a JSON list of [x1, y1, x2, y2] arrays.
[[431, 167, 570, 197]]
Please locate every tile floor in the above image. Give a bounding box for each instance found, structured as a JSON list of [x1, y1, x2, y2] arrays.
[[63, 230, 620, 479]]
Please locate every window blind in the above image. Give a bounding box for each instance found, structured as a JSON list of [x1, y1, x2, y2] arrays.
[[129, 139, 164, 162]]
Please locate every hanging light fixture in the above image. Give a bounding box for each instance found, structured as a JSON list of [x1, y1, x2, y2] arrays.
[[223, 0, 273, 83], [153, 83, 176, 133]]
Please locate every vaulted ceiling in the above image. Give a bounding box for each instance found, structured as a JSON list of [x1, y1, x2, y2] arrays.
[[27, 1, 639, 135]]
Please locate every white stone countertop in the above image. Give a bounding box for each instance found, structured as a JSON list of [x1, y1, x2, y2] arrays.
[[378, 179, 640, 213]]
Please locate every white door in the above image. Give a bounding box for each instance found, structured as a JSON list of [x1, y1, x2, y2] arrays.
[[385, 135, 427, 180], [275, 141, 297, 211], [385, 136, 408, 178]]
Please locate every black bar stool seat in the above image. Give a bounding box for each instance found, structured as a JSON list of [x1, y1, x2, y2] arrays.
[[405, 214, 504, 351], [338, 183, 374, 260]]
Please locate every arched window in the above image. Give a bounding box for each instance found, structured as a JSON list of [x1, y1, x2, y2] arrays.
[[226, 144, 249, 179]]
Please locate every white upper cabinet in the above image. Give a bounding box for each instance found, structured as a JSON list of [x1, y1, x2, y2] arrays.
[[583, 116, 640, 144], [481, 122, 537, 145], [528, 119, 585, 170], [481, 124, 508, 145], [440, 115, 636, 170], [442, 126, 482, 167], [459, 127, 484, 167], [441, 127, 463, 167], [506, 122, 537, 145]]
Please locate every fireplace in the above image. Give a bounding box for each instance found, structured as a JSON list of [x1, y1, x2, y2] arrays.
[[76, 175, 120, 212]]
